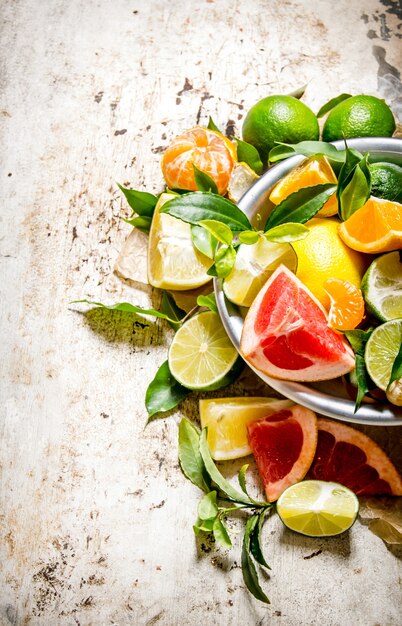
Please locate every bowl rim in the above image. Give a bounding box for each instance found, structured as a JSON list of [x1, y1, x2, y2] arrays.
[[214, 137, 402, 426]]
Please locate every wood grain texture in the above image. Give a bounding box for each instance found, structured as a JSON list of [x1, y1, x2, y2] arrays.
[[1, 1, 401, 624]]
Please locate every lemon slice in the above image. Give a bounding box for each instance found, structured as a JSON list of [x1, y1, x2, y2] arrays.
[[200, 396, 293, 460], [277, 480, 359, 537], [168, 311, 241, 390], [148, 193, 212, 290], [223, 237, 297, 307], [227, 161, 259, 203], [365, 319, 402, 391]]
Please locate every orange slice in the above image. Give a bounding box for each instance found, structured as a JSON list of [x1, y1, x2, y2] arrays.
[[324, 278, 365, 330], [338, 196, 402, 254], [161, 127, 236, 195], [269, 155, 338, 217]]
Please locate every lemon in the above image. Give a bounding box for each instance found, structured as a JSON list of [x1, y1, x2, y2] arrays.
[[148, 193, 212, 290], [227, 161, 259, 203], [361, 251, 402, 322], [370, 162, 402, 203], [277, 480, 359, 537], [365, 319, 402, 391], [168, 310, 242, 390], [223, 237, 297, 307], [322, 95, 396, 142], [242, 95, 319, 165], [291, 217, 366, 309], [199, 396, 293, 460]]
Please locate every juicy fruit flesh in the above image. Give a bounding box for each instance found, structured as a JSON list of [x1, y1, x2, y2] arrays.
[[277, 480, 359, 537], [324, 278, 365, 331], [322, 95, 396, 142], [362, 251, 402, 322], [365, 319, 402, 391]]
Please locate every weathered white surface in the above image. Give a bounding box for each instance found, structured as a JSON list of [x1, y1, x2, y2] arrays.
[[1, 1, 401, 624]]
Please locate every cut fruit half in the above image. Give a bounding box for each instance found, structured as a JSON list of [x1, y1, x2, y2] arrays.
[[277, 480, 359, 537], [309, 418, 402, 495], [199, 396, 293, 461], [361, 251, 402, 322], [247, 405, 318, 502], [240, 264, 355, 382], [148, 193, 213, 290], [324, 278, 365, 330], [365, 319, 402, 391], [168, 310, 242, 390]]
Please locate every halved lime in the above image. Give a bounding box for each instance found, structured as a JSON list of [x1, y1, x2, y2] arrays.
[[223, 237, 297, 307], [365, 319, 402, 390], [168, 310, 241, 390], [277, 480, 359, 537], [361, 251, 402, 322]]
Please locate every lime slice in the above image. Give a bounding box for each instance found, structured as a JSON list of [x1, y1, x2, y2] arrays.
[[200, 396, 293, 460], [168, 310, 241, 390], [365, 319, 402, 390], [227, 161, 259, 203], [223, 237, 297, 307], [277, 480, 359, 537], [361, 251, 402, 322], [148, 193, 212, 290]]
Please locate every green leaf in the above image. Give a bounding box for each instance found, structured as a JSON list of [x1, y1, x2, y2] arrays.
[[178, 418, 211, 493], [269, 141, 348, 164], [214, 245, 236, 279], [213, 516, 232, 549], [199, 220, 233, 245], [287, 83, 308, 99], [353, 354, 370, 413], [193, 516, 216, 535], [264, 222, 309, 243], [389, 343, 402, 386], [238, 464, 263, 506], [336, 148, 363, 218], [265, 184, 337, 229], [193, 164, 219, 194], [145, 361, 191, 419], [344, 328, 373, 355], [238, 230, 260, 244], [199, 429, 252, 505], [121, 215, 153, 234], [241, 515, 270, 603], [338, 153, 371, 221], [234, 137, 263, 175], [250, 509, 271, 569], [196, 292, 218, 313], [206, 264, 218, 277], [208, 116, 221, 133], [160, 292, 186, 331], [71, 300, 179, 323], [191, 224, 218, 259], [316, 93, 352, 118], [161, 192, 252, 231], [117, 183, 158, 217], [198, 491, 219, 520]]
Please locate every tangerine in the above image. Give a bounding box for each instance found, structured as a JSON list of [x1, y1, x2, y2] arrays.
[[324, 278, 365, 331]]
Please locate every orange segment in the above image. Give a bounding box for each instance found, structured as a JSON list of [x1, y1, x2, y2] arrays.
[[161, 126, 236, 195], [339, 196, 402, 253], [269, 155, 338, 217], [324, 278, 365, 330]]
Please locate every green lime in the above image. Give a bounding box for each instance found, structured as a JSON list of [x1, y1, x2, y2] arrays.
[[168, 310, 242, 390], [242, 95, 319, 165], [322, 95, 396, 142], [369, 162, 402, 203], [361, 251, 402, 322], [276, 480, 359, 537], [365, 319, 402, 391], [223, 237, 297, 307]]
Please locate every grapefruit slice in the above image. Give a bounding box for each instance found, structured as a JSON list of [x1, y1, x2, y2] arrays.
[[309, 418, 402, 496], [247, 405, 318, 502], [240, 265, 355, 382]]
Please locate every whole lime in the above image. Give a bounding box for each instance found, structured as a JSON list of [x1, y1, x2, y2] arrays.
[[242, 95, 319, 165], [369, 162, 402, 203], [322, 95, 396, 142]]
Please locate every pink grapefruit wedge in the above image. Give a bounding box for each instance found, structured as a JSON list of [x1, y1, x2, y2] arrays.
[[240, 265, 355, 382]]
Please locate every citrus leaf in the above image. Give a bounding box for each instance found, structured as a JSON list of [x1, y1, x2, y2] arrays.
[[238, 230, 260, 244], [208, 116, 221, 133], [250, 508, 272, 569], [196, 292, 218, 313], [242, 515, 270, 603], [317, 93, 352, 118], [160, 291, 186, 331], [287, 83, 308, 99], [264, 184, 336, 229], [161, 192, 252, 231], [71, 300, 179, 323], [344, 328, 373, 355], [198, 491, 219, 520], [191, 224, 218, 259], [238, 464, 263, 506], [199, 429, 252, 505], [213, 516, 232, 549], [145, 361, 191, 420], [353, 354, 370, 413], [336, 147, 363, 217], [121, 215, 152, 234], [269, 141, 347, 164], [193, 516, 216, 535], [178, 418, 211, 493], [389, 343, 402, 386], [117, 183, 158, 216], [193, 164, 219, 194], [339, 153, 371, 221], [199, 220, 233, 245], [234, 137, 263, 175], [214, 245, 236, 279], [264, 222, 309, 243]]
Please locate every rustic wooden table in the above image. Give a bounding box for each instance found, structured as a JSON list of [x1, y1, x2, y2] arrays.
[[1, 1, 401, 624]]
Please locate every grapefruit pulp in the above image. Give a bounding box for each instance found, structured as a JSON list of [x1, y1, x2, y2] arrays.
[[247, 405, 318, 502], [309, 418, 402, 495], [240, 265, 355, 382]]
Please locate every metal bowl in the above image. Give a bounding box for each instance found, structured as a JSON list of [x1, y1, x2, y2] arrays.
[[215, 138, 402, 426]]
